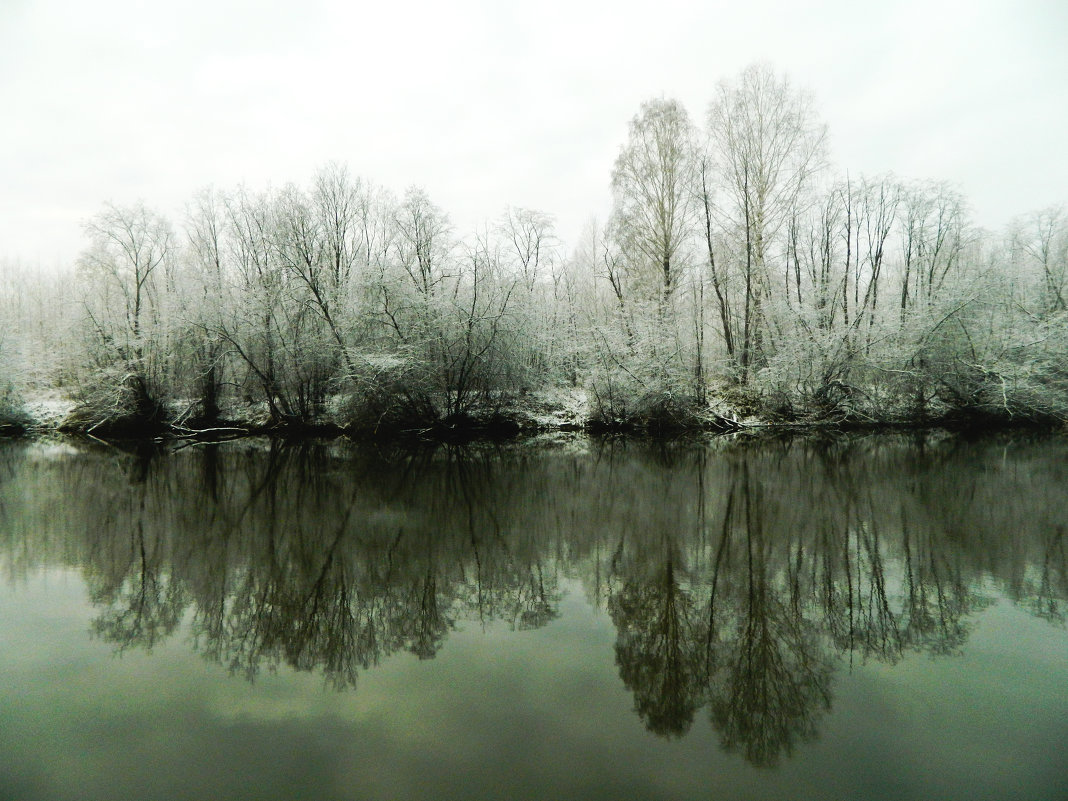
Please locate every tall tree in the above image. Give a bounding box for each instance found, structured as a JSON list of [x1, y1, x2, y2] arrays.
[[1017, 205, 1067, 314], [705, 64, 827, 379], [609, 97, 697, 309], [184, 187, 228, 421], [80, 202, 173, 365], [77, 202, 174, 424]]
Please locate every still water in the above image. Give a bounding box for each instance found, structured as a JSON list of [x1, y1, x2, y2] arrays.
[[0, 433, 1065, 800]]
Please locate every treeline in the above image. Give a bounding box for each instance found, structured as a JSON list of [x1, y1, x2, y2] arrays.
[[2, 64, 1067, 437]]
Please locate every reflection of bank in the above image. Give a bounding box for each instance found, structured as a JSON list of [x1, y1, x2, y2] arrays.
[[5, 436, 1062, 767]]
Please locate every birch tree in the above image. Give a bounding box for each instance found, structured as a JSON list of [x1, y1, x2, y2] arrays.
[[705, 64, 827, 379], [609, 97, 697, 310]]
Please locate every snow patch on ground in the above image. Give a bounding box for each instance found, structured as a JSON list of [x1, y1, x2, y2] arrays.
[[22, 392, 75, 429], [510, 387, 589, 429]]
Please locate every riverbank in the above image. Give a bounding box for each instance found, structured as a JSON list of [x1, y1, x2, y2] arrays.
[[2, 387, 1064, 444]]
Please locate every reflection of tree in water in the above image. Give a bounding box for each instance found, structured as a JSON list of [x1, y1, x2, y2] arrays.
[[601, 452, 833, 760], [443, 447, 562, 631], [1011, 525, 1066, 625], [609, 554, 703, 737], [600, 442, 1008, 766], [602, 450, 834, 757], [86, 450, 186, 651], [7, 435, 1065, 766], [211, 488, 373, 688], [899, 518, 991, 655], [80, 443, 562, 689], [88, 529, 186, 652], [708, 602, 831, 768], [704, 468, 833, 767]]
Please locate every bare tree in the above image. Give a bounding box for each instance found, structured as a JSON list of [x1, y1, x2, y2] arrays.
[[705, 64, 827, 379], [394, 186, 453, 299], [273, 180, 359, 381], [497, 207, 563, 380], [80, 202, 173, 364], [1018, 205, 1067, 314], [609, 97, 697, 310], [184, 187, 229, 421], [897, 181, 968, 318], [217, 186, 304, 421], [500, 206, 557, 292], [75, 202, 174, 426]]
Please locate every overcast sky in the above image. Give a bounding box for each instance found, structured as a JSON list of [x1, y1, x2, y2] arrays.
[[1, 0, 1065, 268]]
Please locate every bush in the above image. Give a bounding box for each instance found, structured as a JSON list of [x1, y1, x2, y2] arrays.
[[586, 364, 727, 433], [60, 368, 167, 436], [337, 353, 437, 437], [0, 381, 29, 433]]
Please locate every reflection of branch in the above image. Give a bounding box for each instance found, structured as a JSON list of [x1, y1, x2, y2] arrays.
[[90, 513, 186, 652], [1030, 527, 1067, 623], [710, 601, 832, 767], [610, 556, 703, 738], [704, 488, 735, 678]]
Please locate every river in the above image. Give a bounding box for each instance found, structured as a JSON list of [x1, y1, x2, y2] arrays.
[[1, 432, 1065, 800]]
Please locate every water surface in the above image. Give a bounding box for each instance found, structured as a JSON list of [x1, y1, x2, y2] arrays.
[[1, 434, 1065, 800]]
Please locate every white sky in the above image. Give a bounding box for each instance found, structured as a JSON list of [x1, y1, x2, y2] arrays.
[[1, 0, 1066, 268]]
